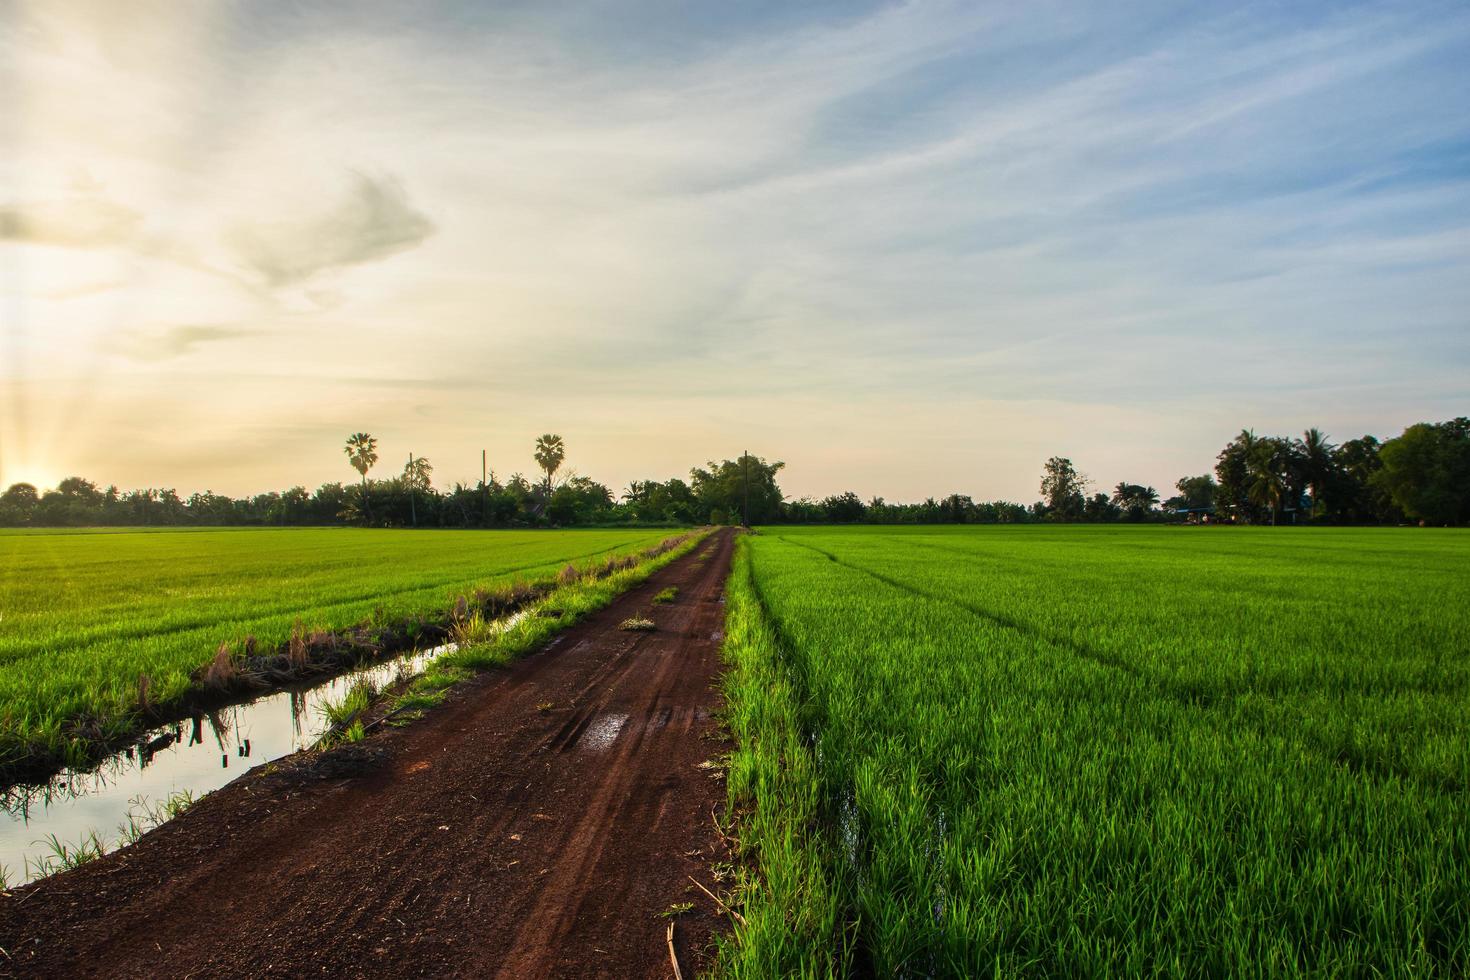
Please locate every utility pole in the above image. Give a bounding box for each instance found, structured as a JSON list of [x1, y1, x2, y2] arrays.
[[742, 449, 750, 528], [482, 449, 488, 528], [408, 452, 418, 528]]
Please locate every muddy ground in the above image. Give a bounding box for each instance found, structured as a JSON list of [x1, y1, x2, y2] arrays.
[[0, 529, 736, 979]]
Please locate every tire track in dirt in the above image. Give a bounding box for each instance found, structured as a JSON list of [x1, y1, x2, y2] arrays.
[[0, 530, 736, 979]]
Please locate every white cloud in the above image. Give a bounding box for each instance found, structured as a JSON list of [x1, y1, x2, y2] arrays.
[[2, 0, 1467, 499]]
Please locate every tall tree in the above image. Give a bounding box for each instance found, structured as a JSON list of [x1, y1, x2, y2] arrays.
[[343, 432, 378, 523], [403, 455, 433, 527], [1246, 439, 1289, 525], [1040, 456, 1086, 520], [1215, 430, 1257, 522], [403, 455, 433, 492], [1334, 435, 1396, 523], [533, 434, 566, 505], [1373, 418, 1470, 525], [1300, 427, 1336, 516], [690, 456, 785, 524]]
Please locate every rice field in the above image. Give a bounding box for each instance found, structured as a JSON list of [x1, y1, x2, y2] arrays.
[[719, 526, 1470, 977], [0, 526, 676, 772]]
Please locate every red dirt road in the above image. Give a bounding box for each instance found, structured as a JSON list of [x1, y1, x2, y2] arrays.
[[0, 529, 736, 978]]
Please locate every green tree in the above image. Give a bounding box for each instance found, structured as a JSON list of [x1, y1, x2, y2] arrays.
[[1111, 483, 1160, 520], [1168, 474, 1217, 511], [403, 455, 433, 527], [1083, 492, 1120, 522], [1214, 430, 1257, 522], [1247, 439, 1290, 525], [821, 491, 867, 523], [533, 434, 566, 506], [1299, 427, 1336, 516], [548, 476, 614, 525], [403, 455, 433, 493], [690, 455, 785, 524], [1333, 435, 1397, 523], [1040, 456, 1086, 521], [343, 433, 378, 523], [1373, 418, 1470, 525], [1, 483, 39, 510]]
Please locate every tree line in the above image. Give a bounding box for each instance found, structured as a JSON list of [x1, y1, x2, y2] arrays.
[[0, 434, 786, 529], [1026, 418, 1469, 526], [1, 417, 1465, 529]]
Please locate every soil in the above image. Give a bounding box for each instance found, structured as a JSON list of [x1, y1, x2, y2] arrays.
[[0, 529, 737, 979]]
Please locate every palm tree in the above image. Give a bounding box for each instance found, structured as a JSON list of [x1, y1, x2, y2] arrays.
[[343, 433, 378, 523], [1247, 441, 1285, 525], [403, 454, 432, 527], [1111, 482, 1160, 519], [533, 434, 565, 504], [1300, 428, 1335, 515]]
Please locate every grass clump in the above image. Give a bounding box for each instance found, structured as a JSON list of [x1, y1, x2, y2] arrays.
[[652, 587, 679, 604], [619, 617, 657, 632], [321, 679, 378, 728]]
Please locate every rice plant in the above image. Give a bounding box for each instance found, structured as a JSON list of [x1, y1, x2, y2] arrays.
[[0, 526, 677, 773], [719, 526, 1470, 978]]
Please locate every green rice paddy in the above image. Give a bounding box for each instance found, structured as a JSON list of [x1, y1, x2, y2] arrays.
[[720, 526, 1470, 977], [0, 526, 675, 771]]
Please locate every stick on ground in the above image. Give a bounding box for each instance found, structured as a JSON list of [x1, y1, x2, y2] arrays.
[[666, 921, 683, 980], [688, 875, 747, 927]]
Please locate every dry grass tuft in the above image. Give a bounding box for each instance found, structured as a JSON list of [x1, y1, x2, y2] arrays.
[[288, 620, 309, 670], [202, 643, 240, 691], [619, 616, 657, 632]]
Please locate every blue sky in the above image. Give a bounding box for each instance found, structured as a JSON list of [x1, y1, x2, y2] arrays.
[[2, 0, 1467, 501]]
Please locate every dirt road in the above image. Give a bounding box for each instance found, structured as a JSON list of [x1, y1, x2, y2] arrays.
[[0, 529, 736, 978]]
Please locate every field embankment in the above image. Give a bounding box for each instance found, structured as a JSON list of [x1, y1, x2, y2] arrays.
[[0, 529, 736, 978], [718, 526, 1469, 977], [0, 527, 685, 784]]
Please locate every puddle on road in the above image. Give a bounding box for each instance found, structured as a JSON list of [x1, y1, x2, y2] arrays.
[[577, 714, 628, 752], [1, 608, 533, 887]]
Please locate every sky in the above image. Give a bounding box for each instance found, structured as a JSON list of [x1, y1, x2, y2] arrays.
[[2, 0, 1467, 503]]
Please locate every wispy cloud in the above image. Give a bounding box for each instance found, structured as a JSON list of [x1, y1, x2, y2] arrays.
[[2, 0, 1467, 499], [227, 172, 435, 287], [105, 325, 257, 362], [0, 191, 141, 248]]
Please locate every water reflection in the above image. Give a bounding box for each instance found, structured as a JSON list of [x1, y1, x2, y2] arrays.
[[1, 641, 454, 886]]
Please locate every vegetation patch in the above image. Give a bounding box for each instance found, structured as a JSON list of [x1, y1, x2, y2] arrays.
[[0, 527, 683, 786], [652, 587, 679, 604], [717, 526, 1470, 976], [619, 617, 657, 632]]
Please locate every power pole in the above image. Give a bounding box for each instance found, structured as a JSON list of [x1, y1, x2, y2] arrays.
[[482, 449, 488, 528], [742, 449, 750, 528], [408, 452, 418, 528]]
